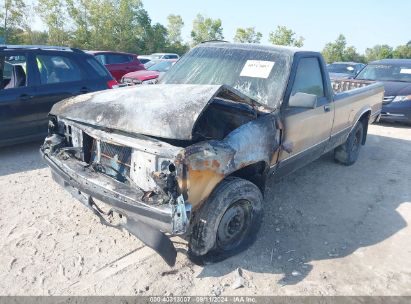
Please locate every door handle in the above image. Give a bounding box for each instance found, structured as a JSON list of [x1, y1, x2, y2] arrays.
[[324, 104, 331, 112], [20, 94, 33, 101]]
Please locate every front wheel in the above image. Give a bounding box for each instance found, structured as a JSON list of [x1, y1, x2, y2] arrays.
[[188, 177, 263, 261], [334, 121, 364, 166]]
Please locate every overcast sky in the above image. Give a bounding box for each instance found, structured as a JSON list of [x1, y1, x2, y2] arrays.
[[143, 0, 410, 52]]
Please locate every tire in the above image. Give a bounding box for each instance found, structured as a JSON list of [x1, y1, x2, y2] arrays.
[[188, 177, 263, 262], [334, 121, 364, 166]]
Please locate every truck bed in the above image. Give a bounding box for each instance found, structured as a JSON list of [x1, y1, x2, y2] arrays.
[[331, 79, 376, 94]]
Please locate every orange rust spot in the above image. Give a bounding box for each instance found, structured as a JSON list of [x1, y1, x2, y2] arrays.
[[211, 160, 220, 169], [186, 169, 224, 209]]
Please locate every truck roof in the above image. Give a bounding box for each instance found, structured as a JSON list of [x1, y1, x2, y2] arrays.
[[200, 42, 305, 56]]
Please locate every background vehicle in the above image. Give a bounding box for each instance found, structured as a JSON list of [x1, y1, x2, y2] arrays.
[[327, 62, 365, 79], [88, 51, 145, 82], [0, 45, 117, 147], [143, 59, 163, 69], [150, 53, 180, 60], [121, 59, 177, 85], [355, 59, 411, 124], [137, 55, 153, 64], [42, 43, 383, 266]]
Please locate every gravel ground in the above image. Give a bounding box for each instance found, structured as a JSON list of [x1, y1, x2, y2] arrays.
[[0, 123, 410, 296]]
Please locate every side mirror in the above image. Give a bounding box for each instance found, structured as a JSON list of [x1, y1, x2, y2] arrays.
[[289, 92, 317, 108]]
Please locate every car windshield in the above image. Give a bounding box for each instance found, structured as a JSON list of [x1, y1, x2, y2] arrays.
[[151, 54, 163, 59], [160, 46, 292, 108], [148, 61, 174, 72], [356, 63, 411, 83], [327, 63, 356, 74]]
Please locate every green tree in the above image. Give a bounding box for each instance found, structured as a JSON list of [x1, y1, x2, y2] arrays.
[[342, 46, 364, 62], [365, 44, 393, 62], [167, 14, 184, 44], [66, 0, 146, 52], [165, 14, 189, 55], [133, 9, 171, 54], [19, 30, 49, 45], [66, 0, 93, 49], [36, 0, 70, 45], [1, 0, 27, 43], [321, 34, 346, 63], [321, 34, 364, 63], [190, 14, 223, 46], [233, 27, 262, 44], [268, 25, 304, 47], [393, 44, 411, 59]]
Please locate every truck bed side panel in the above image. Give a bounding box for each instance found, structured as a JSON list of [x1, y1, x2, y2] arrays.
[[328, 82, 384, 150]]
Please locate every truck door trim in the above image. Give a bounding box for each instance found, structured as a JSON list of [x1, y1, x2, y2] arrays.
[[279, 137, 330, 164]]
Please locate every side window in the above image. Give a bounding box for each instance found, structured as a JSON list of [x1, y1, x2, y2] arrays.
[[94, 54, 106, 65], [106, 54, 131, 64], [291, 58, 325, 98], [86, 58, 111, 78], [35, 54, 82, 84], [1, 53, 27, 90]]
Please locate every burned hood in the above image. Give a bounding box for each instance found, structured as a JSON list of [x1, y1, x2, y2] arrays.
[[50, 84, 262, 140]]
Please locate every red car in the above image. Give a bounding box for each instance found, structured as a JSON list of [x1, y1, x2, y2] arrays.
[[121, 59, 177, 85], [87, 51, 145, 82]]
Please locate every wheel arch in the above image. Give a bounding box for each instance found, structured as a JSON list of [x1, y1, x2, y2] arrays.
[[358, 109, 371, 145], [227, 161, 269, 194]]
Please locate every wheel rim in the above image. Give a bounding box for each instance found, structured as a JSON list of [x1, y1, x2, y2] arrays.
[[216, 199, 253, 251]]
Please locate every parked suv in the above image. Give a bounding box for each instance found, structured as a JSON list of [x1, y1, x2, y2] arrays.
[[0, 45, 117, 147], [88, 51, 145, 82]]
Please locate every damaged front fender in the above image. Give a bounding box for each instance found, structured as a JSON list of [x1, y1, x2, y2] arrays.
[[177, 113, 280, 208]]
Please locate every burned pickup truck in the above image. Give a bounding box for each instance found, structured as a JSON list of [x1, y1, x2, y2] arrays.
[[41, 43, 383, 266]]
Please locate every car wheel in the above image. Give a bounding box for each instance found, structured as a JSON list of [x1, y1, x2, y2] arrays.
[[334, 121, 364, 166], [188, 177, 263, 262]]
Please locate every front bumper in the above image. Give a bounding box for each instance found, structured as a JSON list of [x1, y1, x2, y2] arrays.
[[42, 150, 181, 266], [381, 101, 411, 124]]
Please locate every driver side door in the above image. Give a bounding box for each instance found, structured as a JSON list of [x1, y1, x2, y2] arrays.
[[276, 56, 334, 177]]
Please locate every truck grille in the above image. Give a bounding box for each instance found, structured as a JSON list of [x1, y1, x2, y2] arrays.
[[383, 96, 395, 104], [91, 140, 132, 183]]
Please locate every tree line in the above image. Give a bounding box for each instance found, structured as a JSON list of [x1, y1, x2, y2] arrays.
[[1, 0, 410, 61]]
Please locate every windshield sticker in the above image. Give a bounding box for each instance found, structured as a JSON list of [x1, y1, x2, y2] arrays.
[[400, 68, 411, 74], [240, 60, 275, 78]]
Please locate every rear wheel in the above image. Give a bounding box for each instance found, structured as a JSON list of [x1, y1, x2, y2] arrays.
[[334, 121, 364, 166], [188, 177, 263, 262]]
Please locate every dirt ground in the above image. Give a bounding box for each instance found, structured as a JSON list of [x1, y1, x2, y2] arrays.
[[0, 123, 410, 296]]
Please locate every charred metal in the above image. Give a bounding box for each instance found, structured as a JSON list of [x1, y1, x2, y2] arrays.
[[41, 83, 281, 265]]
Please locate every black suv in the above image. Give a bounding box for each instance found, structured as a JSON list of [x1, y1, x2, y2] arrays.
[[0, 45, 118, 147]]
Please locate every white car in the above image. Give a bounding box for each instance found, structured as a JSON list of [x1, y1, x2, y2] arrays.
[[150, 53, 180, 60]]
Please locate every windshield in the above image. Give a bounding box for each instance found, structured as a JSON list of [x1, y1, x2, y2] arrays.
[[148, 61, 174, 72], [151, 54, 163, 59], [356, 63, 411, 83], [327, 63, 356, 74], [160, 45, 292, 108]]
